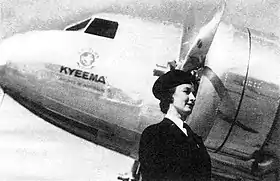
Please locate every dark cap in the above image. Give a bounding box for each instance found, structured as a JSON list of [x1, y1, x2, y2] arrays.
[[152, 70, 195, 100]]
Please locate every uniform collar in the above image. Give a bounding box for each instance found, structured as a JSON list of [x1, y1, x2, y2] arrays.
[[165, 110, 188, 136]]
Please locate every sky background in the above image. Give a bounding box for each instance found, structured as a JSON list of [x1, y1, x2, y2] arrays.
[[0, 0, 279, 180], [0, 0, 279, 38]]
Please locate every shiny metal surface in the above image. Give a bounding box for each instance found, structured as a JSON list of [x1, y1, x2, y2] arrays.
[[0, 7, 279, 180], [188, 19, 280, 178]]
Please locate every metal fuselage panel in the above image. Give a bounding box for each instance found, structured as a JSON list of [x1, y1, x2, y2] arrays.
[[2, 62, 141, 156], [191, 22, 280, 159], [0, 16, 181, 158]]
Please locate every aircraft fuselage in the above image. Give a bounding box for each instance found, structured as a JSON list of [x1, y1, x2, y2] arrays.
[[0, 13, 280, 180]]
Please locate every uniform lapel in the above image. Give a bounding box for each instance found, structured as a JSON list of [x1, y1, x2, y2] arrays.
[[161, 118, 188, 141]]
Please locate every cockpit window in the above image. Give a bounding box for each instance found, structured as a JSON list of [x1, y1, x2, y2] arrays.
[[65, 18, 91, 31], [84, 18, 118, 39]]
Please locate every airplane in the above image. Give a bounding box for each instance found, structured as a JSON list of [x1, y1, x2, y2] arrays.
[[0, 1, 279, 180]]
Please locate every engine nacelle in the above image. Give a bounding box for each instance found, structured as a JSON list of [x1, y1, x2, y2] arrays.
[[189, 21, 280, 177]]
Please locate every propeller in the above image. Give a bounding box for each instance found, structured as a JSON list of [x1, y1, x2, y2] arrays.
[[179, 1, 226, 72]]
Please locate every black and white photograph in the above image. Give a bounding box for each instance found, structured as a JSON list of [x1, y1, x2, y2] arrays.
[[0, 0, 279, 180]]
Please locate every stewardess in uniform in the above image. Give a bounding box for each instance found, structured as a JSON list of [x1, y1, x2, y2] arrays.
[[139, 69, 211, 181]]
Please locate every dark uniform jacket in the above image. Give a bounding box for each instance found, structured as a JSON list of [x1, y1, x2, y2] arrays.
[[139, 118, 211, 181]]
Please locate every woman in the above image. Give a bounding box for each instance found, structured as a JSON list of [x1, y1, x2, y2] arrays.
[[139, 70, 211, 181]]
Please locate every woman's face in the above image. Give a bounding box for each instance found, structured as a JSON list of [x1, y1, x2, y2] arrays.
[[172, 84, 196, 117]]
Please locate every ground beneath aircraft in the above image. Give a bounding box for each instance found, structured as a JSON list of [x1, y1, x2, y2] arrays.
[[0, 96, 134, 180]]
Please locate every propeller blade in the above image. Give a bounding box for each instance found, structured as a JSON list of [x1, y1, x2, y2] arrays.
[[180, 1, 226, 71], [178, 5, 196, 62]]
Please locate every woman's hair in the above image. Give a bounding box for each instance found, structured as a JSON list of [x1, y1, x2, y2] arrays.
[[159, 87, 176, 114]]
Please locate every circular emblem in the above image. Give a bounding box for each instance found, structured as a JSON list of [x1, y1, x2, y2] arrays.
[[78, 49, 99, 69]]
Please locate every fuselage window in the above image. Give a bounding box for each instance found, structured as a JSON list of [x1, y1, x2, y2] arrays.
[[84, 18, 119, 39], [65, 18, 91, 31]]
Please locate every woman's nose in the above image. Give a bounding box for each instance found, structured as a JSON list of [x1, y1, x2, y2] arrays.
[[189, 92, 196, 102]]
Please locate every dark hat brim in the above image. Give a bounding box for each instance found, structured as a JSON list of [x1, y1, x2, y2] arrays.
[[152, 70, 195, 100]]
